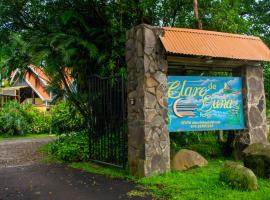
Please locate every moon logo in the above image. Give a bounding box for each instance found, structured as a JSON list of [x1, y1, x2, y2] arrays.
[[173, 99, 196, 118]]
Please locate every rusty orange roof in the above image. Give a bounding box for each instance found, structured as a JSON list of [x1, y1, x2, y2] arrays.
[[29, 64, 50, 82], [160, 27, 270, 62], [25, 70, 51, 101]]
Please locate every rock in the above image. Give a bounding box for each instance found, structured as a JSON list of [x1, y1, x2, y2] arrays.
[[144, 28, 156, 55], [145, 77, 158, 88], [154, 71, 166, 84], [144, 109, 157, 123], [171, 149, 208, 171], [248, 77, 263, 102], [250, 127, 267, 144], [144, 28, 156, 48], [136, 28, 143, 42], [144, 92, 157, 109], [151, 115, 164, 127], [220, 161, 257, 191], [249, 106, 263, 127], [243, 143, 270, 178]]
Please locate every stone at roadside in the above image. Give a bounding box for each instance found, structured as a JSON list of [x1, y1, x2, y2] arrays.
[[219, 161, 257, 191], [243, 143, 270, 178], [171, 149, 208, 171]]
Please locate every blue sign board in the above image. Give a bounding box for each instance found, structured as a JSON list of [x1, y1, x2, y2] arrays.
[[168, 76, 244, 132]]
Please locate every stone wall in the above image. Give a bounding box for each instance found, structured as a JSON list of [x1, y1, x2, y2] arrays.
[[125, 24, 268, 175], [234, 65, 268, 159], [125, 24, 170, 177]]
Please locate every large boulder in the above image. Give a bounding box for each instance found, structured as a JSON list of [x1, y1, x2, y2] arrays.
[[220, 161, 257, 191], [243, 143, 270, 178], [171, 149, 208, 171]]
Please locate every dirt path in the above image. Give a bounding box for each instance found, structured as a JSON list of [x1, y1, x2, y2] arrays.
[[0, 138, 153, 200]]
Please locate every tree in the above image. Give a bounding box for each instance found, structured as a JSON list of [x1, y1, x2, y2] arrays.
[[0, 0, 133, 119], [193, 0, 202, 29]]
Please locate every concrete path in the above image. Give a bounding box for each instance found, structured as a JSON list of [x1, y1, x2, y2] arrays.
[[0, 138, 153, 200]]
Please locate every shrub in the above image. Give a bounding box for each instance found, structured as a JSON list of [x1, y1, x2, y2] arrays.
[[50, 101, 85, 134], [0, 101, 51, 136], [0, 100, 85, 136], [47, 131, 89, 162], [0, 101, 28, 136], [21, 104, 51, 134], [220, 161, 257, 191]]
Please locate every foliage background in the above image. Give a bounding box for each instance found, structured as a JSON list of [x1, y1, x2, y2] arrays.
[[0, 0, 270, 119], [0, 100, 84, 136]]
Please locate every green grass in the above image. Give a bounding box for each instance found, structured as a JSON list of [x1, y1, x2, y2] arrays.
[[69, 160, 270, 200], [139, 160, 270, 200], [0, 133, 54, 141], [39, 142, 64, 164], [70, 162, 133, 180]]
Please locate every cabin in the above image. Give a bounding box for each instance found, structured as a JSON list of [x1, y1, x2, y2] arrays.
[[0, 65, 54, 111]]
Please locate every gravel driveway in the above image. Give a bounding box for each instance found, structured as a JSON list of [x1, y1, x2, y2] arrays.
[[0, 138, 53, 168], [0, 138, 153, 200]]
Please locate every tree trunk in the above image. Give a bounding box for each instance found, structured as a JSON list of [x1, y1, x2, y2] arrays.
[[218, 130, 225, 143], [193, 0, 203, 29]]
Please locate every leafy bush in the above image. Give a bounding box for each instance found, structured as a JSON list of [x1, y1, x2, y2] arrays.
[[0, 101, 28, 136], [22, 104, 51, 134], [0, 101, 51, 136], [47, 131, 89, 162], [0, 100, 85, 136], [50, 101, 85, 134]]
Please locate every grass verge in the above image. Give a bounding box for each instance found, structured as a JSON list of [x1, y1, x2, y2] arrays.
[[39, 142, 64, 165], [70, 162, 133, 180], [69, 160, 270, 200], [0, 133, 54, 141]]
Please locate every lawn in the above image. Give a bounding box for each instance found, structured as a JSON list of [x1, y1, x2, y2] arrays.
[[70, 160, 270, 200], [0, 134, 54, 141]]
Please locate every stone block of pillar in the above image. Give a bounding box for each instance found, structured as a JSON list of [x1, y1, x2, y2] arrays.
[[125, 24, 170, 177], [233, 65, 268, 159]]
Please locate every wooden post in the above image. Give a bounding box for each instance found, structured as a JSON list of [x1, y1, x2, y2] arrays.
[[32, 89, 35, 104], [18, 89, 21, 103]]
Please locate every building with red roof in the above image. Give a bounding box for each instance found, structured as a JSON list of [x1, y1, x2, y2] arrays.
[[0, 65, 74, 111]]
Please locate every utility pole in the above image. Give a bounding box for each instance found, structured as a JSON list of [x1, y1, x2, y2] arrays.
[[193, 0, 203, 29]]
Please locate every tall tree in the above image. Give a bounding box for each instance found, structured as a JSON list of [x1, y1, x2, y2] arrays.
[[193, 0, 202, 29]]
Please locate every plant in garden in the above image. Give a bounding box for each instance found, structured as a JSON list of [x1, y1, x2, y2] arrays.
[[47, 131, 89, 162], [22, 104, 52, 134], [0, 101, 52, 136], [50, 101, 85, 134], [0, 101, 28, 136]]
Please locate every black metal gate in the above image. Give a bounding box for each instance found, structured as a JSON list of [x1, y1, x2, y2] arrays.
[[88, 75, 127, 168]]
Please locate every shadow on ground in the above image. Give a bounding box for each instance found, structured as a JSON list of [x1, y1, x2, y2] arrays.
[[0, 164, 152, 200], [0, 138, 153, 200]]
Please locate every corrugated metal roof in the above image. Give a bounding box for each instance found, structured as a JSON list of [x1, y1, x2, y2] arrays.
[[160, 27, 270, 62]]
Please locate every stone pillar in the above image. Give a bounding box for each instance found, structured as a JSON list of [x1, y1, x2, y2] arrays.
[[125, 24, 170, 177], [234, 65, 268, 159]]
